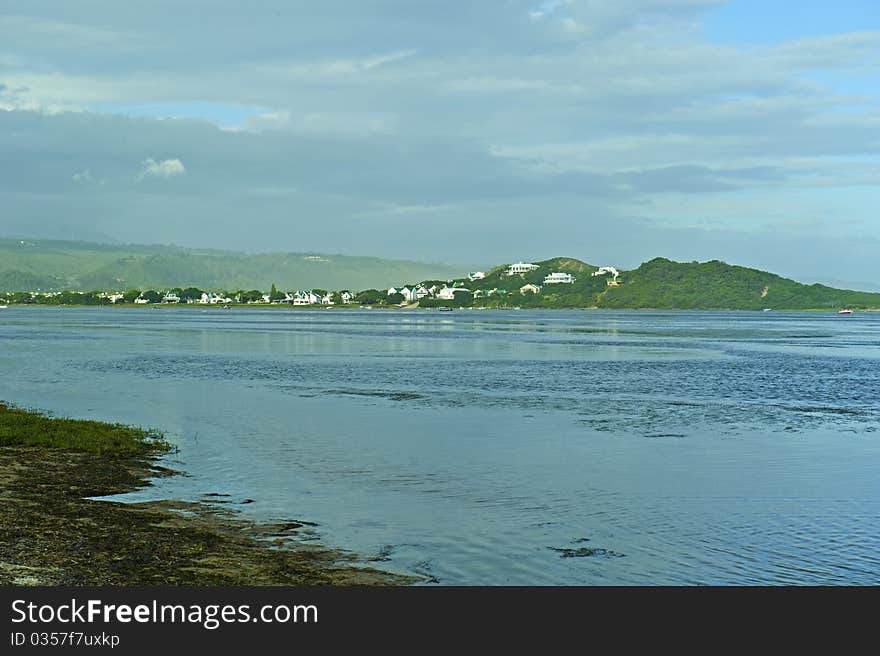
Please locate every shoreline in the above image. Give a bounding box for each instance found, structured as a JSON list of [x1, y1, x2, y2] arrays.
[[0, 404, 412, 586], [2, 303, 878, 312]]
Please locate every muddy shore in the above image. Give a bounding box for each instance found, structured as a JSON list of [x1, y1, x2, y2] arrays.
[[0, 405, 411, 586]]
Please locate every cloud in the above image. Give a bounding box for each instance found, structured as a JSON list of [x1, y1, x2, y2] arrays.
[[1, 0, 880, 282], [71, 168, 108, 188], [0, 80, 79, 113], [245, 110, 398, 135], [0, 14, 140, 50], [137, 158, 185, 180], [72, 169, 93, 183], [445, 77, 553, 93], [768, 31, 880, 69], [267, 49, 419, 80]]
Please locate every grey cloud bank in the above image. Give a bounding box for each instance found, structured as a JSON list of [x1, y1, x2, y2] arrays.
[[1, 0, 878, 284]]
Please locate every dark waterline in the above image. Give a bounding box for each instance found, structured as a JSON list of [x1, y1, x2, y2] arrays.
[[1, 306, 878, 584]]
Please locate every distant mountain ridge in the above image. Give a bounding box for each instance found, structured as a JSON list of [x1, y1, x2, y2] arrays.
[[0, 238, 464, 292]]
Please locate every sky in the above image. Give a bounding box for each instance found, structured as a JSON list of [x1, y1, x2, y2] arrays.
[[1, 1, 879, 286]]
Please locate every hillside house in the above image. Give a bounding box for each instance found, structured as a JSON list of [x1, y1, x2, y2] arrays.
[[592, 266, 620, 286], [543, 272, 575, 284], [507, 262, 539, 276], [520, 283, 541, 294]]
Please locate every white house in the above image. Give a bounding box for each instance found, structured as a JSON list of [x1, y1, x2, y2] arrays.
[[398, 286, 420, 302], [468, 271, 486, 281], [293, 291, 320, 305], [290, 290, 320, 305], [543, 272, 575, 284], [98, 291, 125, 303], [592, 266, 620, 286], [415, 286, 430, 299], [437, 286, 470, 300], [340, 291, 354, 304], [520, 283, 541, 294], [507, 262, 539, 276], [387, 287, 399, 296], [162, 291, 180, 303], [437, 287, 456, 300], [195, 292, 228, 304], [134, 296, 150, 304]]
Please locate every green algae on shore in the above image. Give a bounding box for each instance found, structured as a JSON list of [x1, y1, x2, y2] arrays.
[[0, 403, 411, 586], [0, 402, 173, 455]]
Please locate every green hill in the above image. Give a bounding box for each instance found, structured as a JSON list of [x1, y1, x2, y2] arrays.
[[459, 257, 608, 308], [0, 239, 464, 292], [457, 257, 880, 310], [0, 269, 62, 291], [599, 258, 880, 310]]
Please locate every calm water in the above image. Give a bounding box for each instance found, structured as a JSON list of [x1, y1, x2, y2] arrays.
[[2, 306, 879, 584]]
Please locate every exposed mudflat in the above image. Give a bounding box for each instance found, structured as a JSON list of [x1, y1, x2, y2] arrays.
[[0, 446, 412, 586]]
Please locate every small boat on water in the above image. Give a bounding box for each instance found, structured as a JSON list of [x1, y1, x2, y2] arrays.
[[0, 305, 7, 309], [837, 309, 853, 315], [763, 308, 772, 312], [438, 307, 453, 312]]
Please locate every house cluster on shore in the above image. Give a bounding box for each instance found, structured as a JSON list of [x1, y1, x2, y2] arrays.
[[129, 260, 593, 306], [1, 259, 624, 307], [387, 261, 606, 299], [385, 262, 579, 301], [135, 289, 357, 305]]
